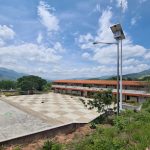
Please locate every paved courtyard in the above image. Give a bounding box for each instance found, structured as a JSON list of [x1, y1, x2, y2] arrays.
[[0, 93, 99, 142]]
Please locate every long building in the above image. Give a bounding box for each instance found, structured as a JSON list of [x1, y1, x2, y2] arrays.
[[52, 80, 150, 103]]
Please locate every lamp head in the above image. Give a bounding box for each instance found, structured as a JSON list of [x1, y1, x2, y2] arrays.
[[110, 24, 125, 40]]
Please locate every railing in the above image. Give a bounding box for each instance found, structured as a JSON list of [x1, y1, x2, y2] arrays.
[[52, 85, 150, 96], [122, 103, 142, 111]]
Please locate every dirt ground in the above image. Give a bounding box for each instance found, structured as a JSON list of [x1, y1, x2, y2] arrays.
[[3, 124, 93, 150]]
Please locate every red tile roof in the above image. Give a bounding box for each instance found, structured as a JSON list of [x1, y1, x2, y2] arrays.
[[53, 80, 146, 86]]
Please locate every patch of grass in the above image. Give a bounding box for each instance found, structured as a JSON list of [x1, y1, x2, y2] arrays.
[[40, 140, 62, 150], [13, 146, 22, 150], [3, 92, 19, 96]]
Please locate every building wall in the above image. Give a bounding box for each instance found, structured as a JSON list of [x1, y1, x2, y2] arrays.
[[53, 81, 150, 102]]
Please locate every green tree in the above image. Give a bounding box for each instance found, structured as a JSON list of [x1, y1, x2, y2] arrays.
[[0, 80, 17, 90], [88, 90, 114, 115], [42, 82, 52, 91], [17, 75, 47, 91]]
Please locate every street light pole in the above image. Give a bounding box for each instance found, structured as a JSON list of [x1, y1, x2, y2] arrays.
[[120, 39, 123, 110], [117, 40, 120, 115]]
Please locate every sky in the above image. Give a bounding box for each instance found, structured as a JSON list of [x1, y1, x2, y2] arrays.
[[0, 0, 150, 80]]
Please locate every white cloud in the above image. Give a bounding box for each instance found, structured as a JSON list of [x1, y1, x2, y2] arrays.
[[139, 0, 148, 4], [0, 39, 5, 46], [96, 8, 113, 42], [78, 33, 94, 50], [53, 42, 65, 52], [0, 25, 15, 40], [144, 52, 150, 59], [77, 8, 149, 75], [91, 4, 101, 14], [0, 25, 15, 46], [116, 0, 128, 12], [131, 16, 141, 26], [79, 33, 94, 43], [131, 17, 136, 26], [47, 62, 150, 79], [38, 1, 59, 32], [37, 32, 43, 44], [0, 43, 62, 74], [82, 52, 91, 60]]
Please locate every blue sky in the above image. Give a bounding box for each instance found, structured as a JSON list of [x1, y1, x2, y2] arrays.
[[0, 0, 150, 79]]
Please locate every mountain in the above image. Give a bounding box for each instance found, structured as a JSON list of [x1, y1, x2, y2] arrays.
[[0, 67, 26, 80], [106, 69, 150, 80], [86, 69, 150, 80], [88, 75, 114, 80], [122, 69, 150, 79]]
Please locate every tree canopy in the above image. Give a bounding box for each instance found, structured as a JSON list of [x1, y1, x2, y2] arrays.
[[17, 75, 47, 91], [0, 80, 16, 90], [88, 90, 114, 114]]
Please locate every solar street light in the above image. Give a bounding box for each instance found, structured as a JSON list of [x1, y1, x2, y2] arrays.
[[93, 24, 125, 115], [110, 23, 125, 113]]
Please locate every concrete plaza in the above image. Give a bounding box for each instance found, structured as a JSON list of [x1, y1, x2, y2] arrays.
[[0, 93, 99, 143]]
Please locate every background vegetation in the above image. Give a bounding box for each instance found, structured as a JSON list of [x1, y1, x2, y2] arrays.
[[0, 75, 51, 95]]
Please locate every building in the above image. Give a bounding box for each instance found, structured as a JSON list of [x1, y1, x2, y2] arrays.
[[52, 80, 150, 103]]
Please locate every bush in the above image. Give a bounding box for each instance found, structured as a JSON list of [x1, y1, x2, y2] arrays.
[[113, 116, 128, 131], [90, 122, 96, 129], [142, 99, 150, 109], [41, 140, 62, 150], [13, 146, 22, 150], [92, 115, 105, 124]]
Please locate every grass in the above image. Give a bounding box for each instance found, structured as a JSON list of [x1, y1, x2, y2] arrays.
[[65, 99, 150, 150]]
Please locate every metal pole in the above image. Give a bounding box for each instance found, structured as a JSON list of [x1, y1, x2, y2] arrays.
[[117, 40, 120, 115], [120, 39, 123, 110]]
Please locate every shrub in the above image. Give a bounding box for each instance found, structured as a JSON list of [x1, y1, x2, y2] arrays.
[[90, 122, 96, 129], [142, 99, 150, 109], [113, 116, 128, 131], [41, 140, 62, 150], [42, 140, 53, 150], [13, 146, 22, 150]]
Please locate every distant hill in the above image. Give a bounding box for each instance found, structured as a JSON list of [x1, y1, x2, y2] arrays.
[[107, 69, 150, 80], [84, 69, 150, 81], [88, 75, 114, 80], [0, 67, 26, 81], [122, 69, 150, 79]]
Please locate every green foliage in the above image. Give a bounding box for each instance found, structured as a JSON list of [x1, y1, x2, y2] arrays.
[[0, 80, 17, 90], [92, 115, 106, 124], [0, 145, 5, 150], [17, 75, 47, 91], [141, 76, 150, 81], [71, 126, 128, 150], [67, 106, 150, 150], [41, 140, 62, 150], [3, 92, 19, 96], [88, 90, 114, 113], [141, 99, 150, 113], [42, 82, 52, 92], [142, 99, 150, 109], [114, 116, 128, 131], [13, 146, 22, 150], [90, 122, 96, 129], [42, 140, 53, 150]]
